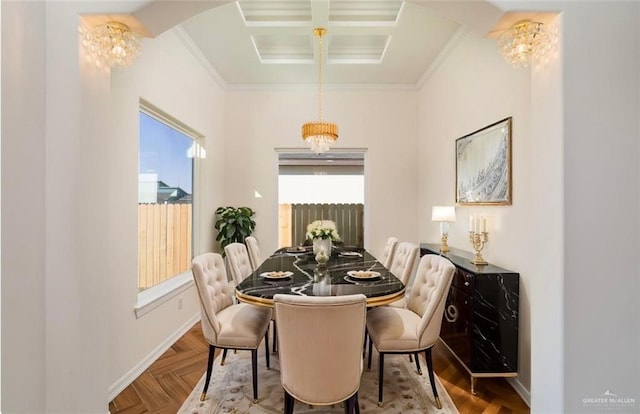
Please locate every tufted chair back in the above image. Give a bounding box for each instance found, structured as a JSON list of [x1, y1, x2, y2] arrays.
[[407, 254, 456, 349], [388, 241, 419, 285], [191, 253, 235, 345], [224, 242, 253, 286], [380, 237, 399, 268], [244, 236, 262, 271], [274, 294, 367, 406]]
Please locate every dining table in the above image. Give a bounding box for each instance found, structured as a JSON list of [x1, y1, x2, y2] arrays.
[[235, 245, 405, 308]]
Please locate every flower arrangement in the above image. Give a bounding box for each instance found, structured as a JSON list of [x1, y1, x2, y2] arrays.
[[306, 220, 341, 242]]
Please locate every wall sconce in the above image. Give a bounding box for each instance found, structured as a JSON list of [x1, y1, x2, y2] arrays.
[[432, 206, 456, 253], [83, 21, 142, 68], [497, 19, 551, 69]]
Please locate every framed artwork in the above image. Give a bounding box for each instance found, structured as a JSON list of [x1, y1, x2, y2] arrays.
[[455, 117, 512, 205]]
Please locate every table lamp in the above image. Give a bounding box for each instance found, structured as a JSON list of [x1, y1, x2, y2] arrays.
[[432, 206, 456, 253]]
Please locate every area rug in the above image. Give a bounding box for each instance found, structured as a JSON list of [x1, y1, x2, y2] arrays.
[[178, 349, 458, 414]]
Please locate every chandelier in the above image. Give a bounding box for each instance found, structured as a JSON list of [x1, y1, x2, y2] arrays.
[[302, 27, 338, 154], [84, 21, 142, 68], [497, 20, 551, 69]]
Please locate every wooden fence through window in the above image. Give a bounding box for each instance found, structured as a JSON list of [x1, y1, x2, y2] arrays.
[[279, 203, 364, 248], [138, 203, 192, 290]]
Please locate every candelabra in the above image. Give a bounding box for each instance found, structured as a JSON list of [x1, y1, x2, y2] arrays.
[[469, 231, 489, 265]]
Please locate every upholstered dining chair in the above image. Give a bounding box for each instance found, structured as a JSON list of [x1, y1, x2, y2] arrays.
[[363, 241, 418, 355], [386, 241, 419, 308], [224, 242, 253, 286], [274, 294, 367, 414], [366, 254, 455, 408], [191, 253, 272, 403], [379, 236, 399, 269], [242, 236, 279, 353], [244, 236, 262, 271]]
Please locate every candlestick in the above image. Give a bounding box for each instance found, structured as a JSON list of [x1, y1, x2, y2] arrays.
[[468, 229, 489, 265]]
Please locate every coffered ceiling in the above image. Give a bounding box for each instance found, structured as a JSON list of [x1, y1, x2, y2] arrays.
[[178, 0, 464, 86]]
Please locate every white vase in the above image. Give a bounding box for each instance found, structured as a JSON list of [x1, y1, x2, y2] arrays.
[[313, 238, 332, 257]]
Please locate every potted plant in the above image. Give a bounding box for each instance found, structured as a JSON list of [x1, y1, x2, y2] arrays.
[[214, 206, 256, 253]]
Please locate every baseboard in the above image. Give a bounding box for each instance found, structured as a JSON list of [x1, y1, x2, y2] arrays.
[[108, 313, 201, 401], [507, 377, 531, 407]]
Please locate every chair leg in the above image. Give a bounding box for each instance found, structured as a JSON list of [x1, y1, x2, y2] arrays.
[[367, 336, 373, 371], [343, 393, 359, 414], [264, 329, 270, 369], [251, 349, 258, 403], [284, 390, 295, 414], [414, 352, 422, 375], [220, 348, 228, 366], [377, 353, 385, 407], [272, 320, 278, 354], [363, 329, 368, 358], [425, 348, 442, 409], [200, 345, 216, 401]]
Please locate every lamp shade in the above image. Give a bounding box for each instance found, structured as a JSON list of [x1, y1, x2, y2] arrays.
[[432, 206, 456, 222]]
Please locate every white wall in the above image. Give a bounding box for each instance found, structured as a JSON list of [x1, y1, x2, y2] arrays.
[[1, 2, 226, 410], [558, 2, 639, 411], [527, 15, 565, 414], [1, 0, 148, 410], [493, 2, 640, 412], [1, 1, 47, 411], [109, 29, 226, 391], [224, 88, 420, 258], [417, 28, 535, 398]]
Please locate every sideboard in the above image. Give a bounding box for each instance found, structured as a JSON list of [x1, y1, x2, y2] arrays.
[[420, 243, 519, 394]]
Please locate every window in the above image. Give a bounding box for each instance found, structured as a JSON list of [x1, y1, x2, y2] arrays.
[[137, 102, 202, 295], [277, 151, 365, 247]]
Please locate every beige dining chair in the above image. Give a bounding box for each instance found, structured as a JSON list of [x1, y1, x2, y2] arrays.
[[274, 294, 367, 414], [379, 236, 399, 269], [191, 253, 272, 403], [241, 236, 280, 353], [366, 254, 455, 408], [224, 242, 253, 286], [245, 236, 262, 271], [386, 241, 419, 308]]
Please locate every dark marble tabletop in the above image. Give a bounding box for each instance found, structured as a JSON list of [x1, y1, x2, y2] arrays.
[[235, 246, 405, 307]]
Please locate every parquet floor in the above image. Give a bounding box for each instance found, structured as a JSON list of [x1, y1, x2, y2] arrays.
[[109, 322, 530, 413]]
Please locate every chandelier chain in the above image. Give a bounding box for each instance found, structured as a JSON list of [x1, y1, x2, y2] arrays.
[[317, 30, 323, 121], [301, 27, 338, 154]]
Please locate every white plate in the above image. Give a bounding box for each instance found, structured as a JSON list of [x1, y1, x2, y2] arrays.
[[261, 271, 294, 279], [339, 251, 362, 257], [286, 247, 307, 253], [347, 270, 381, 280]]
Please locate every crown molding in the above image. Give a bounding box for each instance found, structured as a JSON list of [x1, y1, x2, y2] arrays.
[[416, 26, 469, 89], [225, 83, 418, 92], [172, 25, 228, 90]]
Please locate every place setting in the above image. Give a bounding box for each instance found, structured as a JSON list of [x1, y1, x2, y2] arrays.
[[284, 246, 311, 255], [338, 250, 363, 259], [260, 271, 294, 284], [344, 269, 383, 284]]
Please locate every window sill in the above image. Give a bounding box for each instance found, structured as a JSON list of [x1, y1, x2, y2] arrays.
[[135, 272, 194, 319]]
